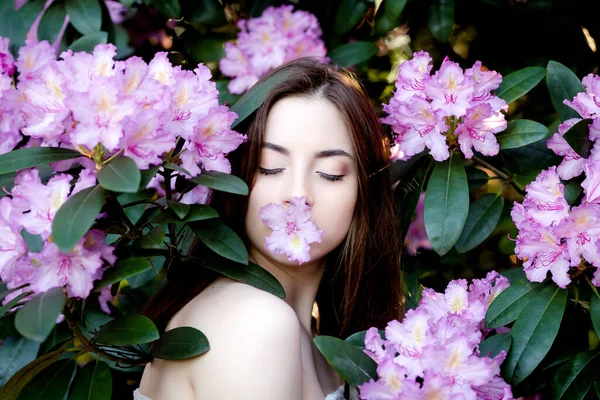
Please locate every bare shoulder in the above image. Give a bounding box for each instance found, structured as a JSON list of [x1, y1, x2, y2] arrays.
[[163, 278, 304, 399]]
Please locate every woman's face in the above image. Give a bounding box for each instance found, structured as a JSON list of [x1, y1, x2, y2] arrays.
[[245, 96, 358, 266]]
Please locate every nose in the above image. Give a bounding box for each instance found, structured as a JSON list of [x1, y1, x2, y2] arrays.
[[283, 172, 314, 208]]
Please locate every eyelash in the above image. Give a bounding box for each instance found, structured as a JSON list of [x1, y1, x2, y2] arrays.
[[258, 167, 344, 182]]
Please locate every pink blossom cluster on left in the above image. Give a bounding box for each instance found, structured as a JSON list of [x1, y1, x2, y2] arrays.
[[0, 168, 114, 304], [511, 73, 600, 288], [360, 271, 513, 399], [0, 38, 245, 176], [382, 51, 508, 162], [219, 5, 328, 94]]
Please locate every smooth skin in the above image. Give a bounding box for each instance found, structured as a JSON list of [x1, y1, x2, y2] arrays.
[[140, 96, 358, 399]]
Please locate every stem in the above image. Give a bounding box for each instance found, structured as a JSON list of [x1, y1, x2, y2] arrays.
[[162, 169, 178, 258], [103, 149, 124, 165], [471, 156, 510, 181]]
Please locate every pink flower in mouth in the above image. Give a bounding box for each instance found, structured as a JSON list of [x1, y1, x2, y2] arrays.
[[259, 196, 324, 264]]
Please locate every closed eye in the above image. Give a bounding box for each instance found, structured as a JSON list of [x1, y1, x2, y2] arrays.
[[258, 167, 285, 176], [318, 172, 344, 182]]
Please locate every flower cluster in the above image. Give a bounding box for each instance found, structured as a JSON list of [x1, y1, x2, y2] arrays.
[[511, 166, 600, 288], [382, 51, 508, 162], [511, 73, 600, 288], [259, 196, 324, 264], [219, 5, 328, 94], [0, 168, 114, 303], [1, 38, 245, 175], [360, 271, 513, 400]]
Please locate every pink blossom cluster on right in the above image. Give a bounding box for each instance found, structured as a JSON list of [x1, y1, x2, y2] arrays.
[[511, 166, 600, 288], [381, 51, 508, 162], [360, 271, 513, 399], [511, 73, 600, 288], [219, 5, 328, 94]]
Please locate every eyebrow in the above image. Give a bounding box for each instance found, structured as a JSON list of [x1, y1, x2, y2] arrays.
[[262, 142, 353, 160]]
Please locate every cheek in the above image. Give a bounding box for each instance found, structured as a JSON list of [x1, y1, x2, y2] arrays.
[[312, 183, 358, 250]]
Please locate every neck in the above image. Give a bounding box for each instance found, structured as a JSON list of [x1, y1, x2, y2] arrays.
[[248, 248, 325, 334]]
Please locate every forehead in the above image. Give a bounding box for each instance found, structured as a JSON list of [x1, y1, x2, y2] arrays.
[[263, 96, 354, 153]]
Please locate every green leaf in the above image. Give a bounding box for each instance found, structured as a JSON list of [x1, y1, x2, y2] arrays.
[[562, 118, 593, 158], [198, 257, 285, 298], [552, 350, 600, 400], [395, 156, 432, 242], [183, 204, 219, 223], [188, 37, 226, 63], [334, 0, 368, 36], [230, 69, 293, 128], [0, 148, 81, 175], [0, 341, 69, 400], [93, 314, 159, 345], [93, 258, 153, 290], [374, 0, 407, 35], [190, 171, 248, 195], [20, 229, 43, 253], [216, 80, 240, 106], [345, 330, 385, 351], [187, 0, 226, 26], [314, 335, 377, 388], [190, 220, 248, 264], [66, 0, 102, 35], [97, 156, 141, 193], [467, 167, 488, 192], [590, 290, 600, 338], [68, 31, 108, 53], [504, 285, 567, 385], [163, 163, 192, 177], [428, 0, 454, 42], [0, 0, 45, 52], [455, 194, 504, 253], [497, 119, 549, 150], [0, 336, 41, 387], [148, 0, 180, 17], [16, 359, 76, 400], [52, 185, 106, 252], [424, 151, 469, 256], [38, 1, 67, 44], [149, 327, 210, 360], [328, 41, 379, 67], [485, 279, 544, 328], [546, 61, 585, 121], [68, 360, 112, 400], [564, 181, 583, 207], [0, 292, 32, 318], [167, 200, 190, 219], [402, 269, 422, 310], [139, 166, 159, 190], [478, 333, 511, 359], [495, 66, 546, 104], [136, 226, 166, 249], [15, 287, 66, 342]]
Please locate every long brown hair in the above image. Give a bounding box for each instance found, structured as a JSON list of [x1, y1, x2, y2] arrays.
[[143, 58, 403, 338]]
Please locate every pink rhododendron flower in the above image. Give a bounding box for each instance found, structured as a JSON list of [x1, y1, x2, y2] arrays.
[[546, 119, 586, 180], [359, 273, 512, 399], [180, 105, 246, 176], [0, 37, 15, 76], [382, 51, 508, 162], [219, 5, 328, 94], [98, 286, 114, 314], [259, 196, 324, 264]]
